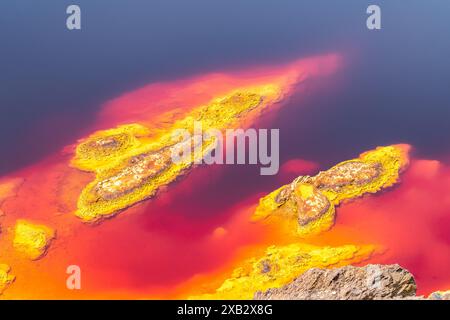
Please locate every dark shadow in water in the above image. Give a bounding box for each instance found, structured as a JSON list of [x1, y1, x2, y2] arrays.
[[1, 0, 449, 174]]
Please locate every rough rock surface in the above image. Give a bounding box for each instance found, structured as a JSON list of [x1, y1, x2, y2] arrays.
[[254, 264, 417, 300]]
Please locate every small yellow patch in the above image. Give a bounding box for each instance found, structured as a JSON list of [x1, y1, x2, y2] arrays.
[[0, 264, 15, 295], [13, 220, 55, 260]]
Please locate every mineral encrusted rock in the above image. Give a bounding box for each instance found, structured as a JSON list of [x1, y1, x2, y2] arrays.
[[253, 145, 410, 237], [254, 264, 417, 300]]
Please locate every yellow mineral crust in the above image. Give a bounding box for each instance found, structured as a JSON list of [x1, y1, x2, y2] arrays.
[[13, 220, 55, 260], [313, 145, 409, 204], [72, 124, 151, 171], [253, 145, 410, 237], [73, 85, 283, 222], [191, 243, 375, 299], [0, 264, 14, 295]]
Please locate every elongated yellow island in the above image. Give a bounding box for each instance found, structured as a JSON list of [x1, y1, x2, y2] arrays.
[[72, 85, 284, 222], [253, 145, 410, 236]]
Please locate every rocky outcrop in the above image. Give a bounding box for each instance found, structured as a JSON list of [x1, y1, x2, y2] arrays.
[[254, 264, 417, 300], [253, 145, 410, 237]]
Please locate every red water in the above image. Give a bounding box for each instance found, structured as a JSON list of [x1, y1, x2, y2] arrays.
[[0, 54, 449, 299]]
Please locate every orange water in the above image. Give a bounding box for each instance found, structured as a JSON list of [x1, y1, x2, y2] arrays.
[[1, 54, 448, 299]]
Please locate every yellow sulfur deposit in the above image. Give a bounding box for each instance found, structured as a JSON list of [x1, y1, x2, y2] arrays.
[[72, 85, 283, 222], [253, 145, 410, 237], [0, 264, 14, 295], [13, 220, 55, 260], [72, 124, 151, 171], [191, 243, 375, 299]]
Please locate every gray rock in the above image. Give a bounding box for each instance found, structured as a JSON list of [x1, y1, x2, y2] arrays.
[[254, 264, 417, 300]]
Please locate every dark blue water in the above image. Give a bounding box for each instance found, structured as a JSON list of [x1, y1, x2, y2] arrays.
[[1, 0, 450, 174]]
